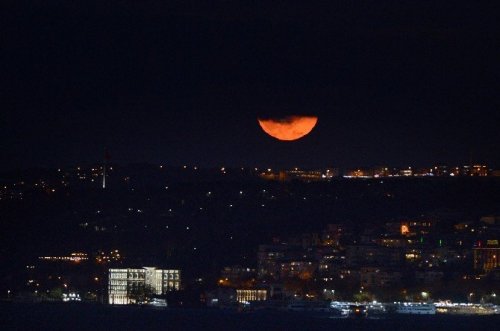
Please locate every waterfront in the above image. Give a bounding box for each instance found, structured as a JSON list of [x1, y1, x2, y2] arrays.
[[1, 302, 498, 331]]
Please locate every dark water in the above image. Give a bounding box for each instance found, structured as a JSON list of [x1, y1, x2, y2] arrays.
[[1, 303, 498, 331]]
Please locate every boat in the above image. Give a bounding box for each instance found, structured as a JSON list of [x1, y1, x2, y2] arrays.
[[330, 301, 351, 317], [395, 302, 436, 315], [349, 304, 368, 318], [366, 302, 387, 317], [330, 302, 369, 318], [435, 301, 500, 315]]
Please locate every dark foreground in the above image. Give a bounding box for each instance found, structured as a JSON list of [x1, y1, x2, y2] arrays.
[[1, 303, 498, 331]]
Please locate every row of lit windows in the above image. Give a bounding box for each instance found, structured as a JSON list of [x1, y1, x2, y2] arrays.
[[109, 287, 127, 293], [163, 274, 179, 280], [116, 274, 178, 281], [109, 281, 180, 289], [109, 280, 127, 284], [108, 294, 130, 305], [110, 269, 179, 277], [236, 290, 267, 303], [109, 283, 128, 288]]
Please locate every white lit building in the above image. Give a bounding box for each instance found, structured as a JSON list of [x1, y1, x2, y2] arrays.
[[108, 267, 181, 304], [236, 289, 267, 303]]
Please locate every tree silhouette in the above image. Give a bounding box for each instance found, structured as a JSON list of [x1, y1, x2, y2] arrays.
[[128, 284, 156, 303]]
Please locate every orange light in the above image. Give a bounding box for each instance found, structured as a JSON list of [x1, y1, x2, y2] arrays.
[[258, 116, 318, 141], [401, 224, 410, 235]]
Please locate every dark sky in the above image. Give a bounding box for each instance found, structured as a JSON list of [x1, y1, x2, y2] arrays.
[[2, 1, 499, 170]]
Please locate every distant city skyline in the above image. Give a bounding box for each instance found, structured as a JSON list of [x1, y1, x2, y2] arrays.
[[1, 161, 498, 176]]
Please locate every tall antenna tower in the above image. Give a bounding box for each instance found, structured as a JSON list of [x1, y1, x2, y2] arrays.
[[103, 149, 109, 189]]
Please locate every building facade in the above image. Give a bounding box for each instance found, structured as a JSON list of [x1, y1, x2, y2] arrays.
[[236, 289, 267, 303], [108, 267, 180, 304], [473, 241, 499, 273]]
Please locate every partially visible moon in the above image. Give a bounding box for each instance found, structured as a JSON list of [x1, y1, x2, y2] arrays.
[[258, 116, 318, 141]]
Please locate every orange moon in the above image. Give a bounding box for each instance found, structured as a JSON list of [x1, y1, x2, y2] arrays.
[[258, 116, 318, 141]]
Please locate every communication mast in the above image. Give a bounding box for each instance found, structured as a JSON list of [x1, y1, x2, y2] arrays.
[[103, 149, 109, 189]]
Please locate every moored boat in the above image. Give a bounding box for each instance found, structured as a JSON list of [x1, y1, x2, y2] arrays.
[[395, 302, 436, 315]]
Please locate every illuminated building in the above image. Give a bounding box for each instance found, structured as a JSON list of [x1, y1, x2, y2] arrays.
[[257, 245, 287, 279], [400, 220, 433, 237], [470, 165, 489, 176], [317, 244, 344, 276], [236, 289, 267, 303], [279, 260, 317, 279], [343, 169, 374, 178], [108, 267, 180, 304], [399, 168, 413, 177], [220, 265, 256, 285], [473, 240, 499, 273]]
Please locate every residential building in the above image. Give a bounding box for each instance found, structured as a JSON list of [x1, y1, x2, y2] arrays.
[[473, 240, 499, 273]]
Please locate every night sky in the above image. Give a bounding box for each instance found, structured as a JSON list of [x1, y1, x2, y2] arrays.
[[2, 1, 499, 170]]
